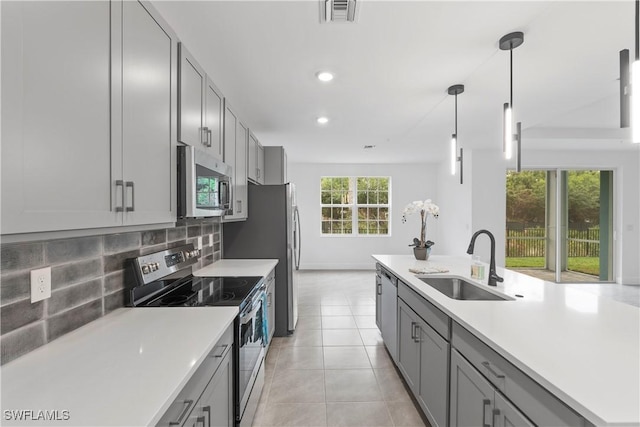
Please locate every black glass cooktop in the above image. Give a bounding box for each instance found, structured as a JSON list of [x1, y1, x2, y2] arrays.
[[141, 276, 263, 309]]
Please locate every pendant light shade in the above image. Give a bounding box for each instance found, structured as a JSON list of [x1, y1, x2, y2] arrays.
[[447, 84, 464, 184], [499, 32, 524, 169]]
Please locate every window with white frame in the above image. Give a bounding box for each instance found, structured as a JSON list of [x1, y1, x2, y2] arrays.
[[320, 177, 390, 235]]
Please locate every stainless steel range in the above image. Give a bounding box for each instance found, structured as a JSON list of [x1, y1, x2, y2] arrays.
[[128, 244, 266, 427]]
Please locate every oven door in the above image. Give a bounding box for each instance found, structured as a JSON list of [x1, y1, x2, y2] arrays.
[[237, 290, 266, 421], [178, 145, 232, 218]]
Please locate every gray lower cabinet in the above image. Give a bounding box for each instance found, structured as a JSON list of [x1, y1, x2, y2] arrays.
[[1, 0, 176, 234], [450, 349, 533, 427], [451, 323, 586, 427], [157, 324, 234, 427], [450, 348, 497, 427], [186, 349, 234, 427], [397, 298, 449, 427]]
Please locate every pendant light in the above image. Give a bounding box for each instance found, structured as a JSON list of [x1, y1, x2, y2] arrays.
[[633, 0, 639, 143], [499, 31, 524, 170], [448, 84, 464, 184]]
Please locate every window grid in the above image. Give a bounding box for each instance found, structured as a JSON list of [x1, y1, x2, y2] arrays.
[[321, 177, 390, 236]]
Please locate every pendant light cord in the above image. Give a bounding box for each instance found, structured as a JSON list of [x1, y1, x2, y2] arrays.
[[636, 0, 640, 61], [454, 94, 458, 135], [510, 46, 514, 107]]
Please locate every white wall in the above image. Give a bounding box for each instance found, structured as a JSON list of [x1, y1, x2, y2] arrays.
[[288, 163, 439, 269], [436, 147, 640, 285]]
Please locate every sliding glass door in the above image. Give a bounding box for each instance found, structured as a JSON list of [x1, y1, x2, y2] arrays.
[[506, 169, 613, 283]]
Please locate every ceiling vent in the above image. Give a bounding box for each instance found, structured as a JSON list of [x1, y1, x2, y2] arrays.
[[322, 0, 358, 23]]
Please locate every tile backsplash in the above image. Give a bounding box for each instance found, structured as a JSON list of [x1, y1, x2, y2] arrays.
[[0, 219, 222, 365]]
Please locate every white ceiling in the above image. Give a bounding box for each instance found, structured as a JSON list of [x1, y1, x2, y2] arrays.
[[153, 0, 636, 164]]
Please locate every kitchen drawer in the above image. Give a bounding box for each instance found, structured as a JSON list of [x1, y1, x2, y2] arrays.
[[398, 281, 450, 340], [157, 323, 233, 426], [452, 322, 585, 427]]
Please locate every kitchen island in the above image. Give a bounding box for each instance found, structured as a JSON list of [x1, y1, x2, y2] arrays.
[[373, 254, 640, 427], [0, 307, 238, 426]]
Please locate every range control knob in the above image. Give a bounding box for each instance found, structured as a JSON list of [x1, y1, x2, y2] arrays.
[[141, 264, 150, 274]]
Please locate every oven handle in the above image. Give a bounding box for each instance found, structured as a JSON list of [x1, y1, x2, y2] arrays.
[[240, 293, 265, 323]]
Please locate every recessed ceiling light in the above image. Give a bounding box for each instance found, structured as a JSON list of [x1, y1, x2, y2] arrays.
[[316, 71, 334, 82], [317, 117, 329, 125]]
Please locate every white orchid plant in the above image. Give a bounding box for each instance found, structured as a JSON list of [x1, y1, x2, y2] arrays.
[[401, 199, 439, 249]]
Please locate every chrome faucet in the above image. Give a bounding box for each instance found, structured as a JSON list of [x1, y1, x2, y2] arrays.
[[466, 229, 504, 287]]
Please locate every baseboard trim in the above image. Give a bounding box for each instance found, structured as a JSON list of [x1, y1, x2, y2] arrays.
[[299, 263, 376, 270]]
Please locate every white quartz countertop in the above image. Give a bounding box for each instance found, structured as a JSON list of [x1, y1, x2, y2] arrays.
[[372, 254, 640, 427], [0, 307, 238, 426], [193, 259, 278, 278]]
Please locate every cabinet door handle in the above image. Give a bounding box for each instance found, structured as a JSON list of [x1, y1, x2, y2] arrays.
[[196, 416, 206, 427], [237, 200, 242, 213], [413, 324, 421, 343], [481, 398, 491, 427], [377, 282, 382, 295], [115, 180, 125, 212], [202, 406, 211, 427], [212, 344, 228, 358], [267, 293, 272, 307], [202, 127, 209, 146], [482, 361, 506, 379], [169, 399, 193, 425], [125, 181, 135, 212], [410, 322, 416, 340], [209, 129, 214, 149], [492, 408, 501, 427]]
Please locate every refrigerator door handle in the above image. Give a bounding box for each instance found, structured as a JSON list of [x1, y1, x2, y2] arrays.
[[294, 207, 301, 270]]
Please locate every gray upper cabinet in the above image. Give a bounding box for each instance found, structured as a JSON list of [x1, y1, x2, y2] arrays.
[[223, 103, 248, 222], [257, 143, 265, 184], [264, 146, 288, 185], [248, 132, 259, 183], [205, 78, 224, 159], [1, 1, 116, 234], [118, 0, 177, 226], [1, 0, 176, 235], [178, 44, 205, 148], [178, 43, 224, 160]]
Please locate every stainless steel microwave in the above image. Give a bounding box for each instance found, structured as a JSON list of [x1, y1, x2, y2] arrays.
[[178, 145, 232, 218]]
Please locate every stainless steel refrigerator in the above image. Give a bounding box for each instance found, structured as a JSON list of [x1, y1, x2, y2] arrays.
[[223, 183, 300, 336]]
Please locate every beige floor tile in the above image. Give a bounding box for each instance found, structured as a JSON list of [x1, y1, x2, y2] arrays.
[[298, 304, 322, 316], [365, 346, 395, 369], [323, 346, 371, 369], [269, 369, 325, 403], [349, 305, 376, 315], [348, 296, 376, 306], [373, 368, 412, 402], [324, 369, 382, 402], [359, 329, 384, 346], [276, 347, 324, 370], [322, 316, 357, 329], [321, 306, 353, 316], [326, 402, 393, 427], [279, 329, 323, 347], [321, 296, 350, 306], [256, 403, 327, 426], [386, 401, 428, 426], [353, 315, 377, 329], [296, 316, 323, 330], [322, 329, 364, 346], [252, 402, 268, 426]]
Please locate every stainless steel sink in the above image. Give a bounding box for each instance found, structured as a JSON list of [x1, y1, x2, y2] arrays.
[[417, 276, 514, 301]]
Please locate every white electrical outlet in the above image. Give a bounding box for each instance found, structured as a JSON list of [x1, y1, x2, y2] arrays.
[[209, 234, 214, 246], [30, 266, 52, 303], [197, 236, 203, 250]]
